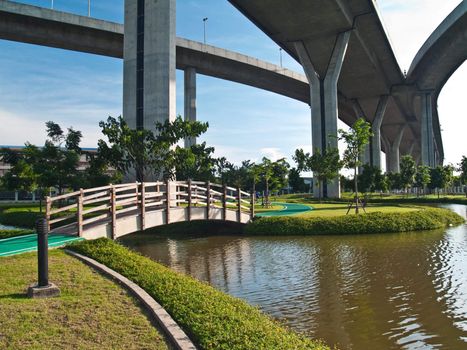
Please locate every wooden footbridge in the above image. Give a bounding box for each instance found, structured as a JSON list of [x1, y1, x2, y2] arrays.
[[46, 181, 254, 240]]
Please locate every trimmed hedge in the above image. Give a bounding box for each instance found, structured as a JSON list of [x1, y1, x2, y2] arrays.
[[245, 208, 464, 235], [68, 239, 329, 350], [0, 229, 34, 240], [0, 209, 42, 229]]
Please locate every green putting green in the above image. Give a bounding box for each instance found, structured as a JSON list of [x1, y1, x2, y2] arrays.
[[255, 202, 313, 217], [0, 234, 83, 257]]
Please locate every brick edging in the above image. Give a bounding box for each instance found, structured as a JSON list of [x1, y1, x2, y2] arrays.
[[65, 249, 197, 350]]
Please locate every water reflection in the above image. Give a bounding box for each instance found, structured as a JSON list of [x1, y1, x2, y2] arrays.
[[121, 204, 467, 350]]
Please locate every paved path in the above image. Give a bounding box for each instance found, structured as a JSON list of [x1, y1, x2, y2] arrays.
[[255, 202, 312, 217], [0, 234, 83, 257]]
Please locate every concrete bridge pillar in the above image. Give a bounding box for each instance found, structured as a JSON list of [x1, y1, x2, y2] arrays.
[[420, 92, 435, 167], [294, 31, 351, 199], [123, 0, 176, 133], [371, 96, 388, 170], [387, 125, 407, 173], [184, 67, 197, 148]]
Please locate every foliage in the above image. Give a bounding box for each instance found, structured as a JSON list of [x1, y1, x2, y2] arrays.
[[0, 229, 34, 239], [288, 168, 307, 193], [399, 155, 416, 194], [429, 165, 454, 198], [69, 239, 329, 350], [459, 156, 467, 197], [98, 116, 208, 181], [258, 157, 289, 206], [0, 207, 43, 228], [387, 172, 402, 191], [294, 148, 342, 202], [174, 142, 216, 182], [358, 164, 381, 193], [414, 165, 431, 196], [246, 208, 464, 235], [338, 118, 372, 212]]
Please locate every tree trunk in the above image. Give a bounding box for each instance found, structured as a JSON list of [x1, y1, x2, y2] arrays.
[[354, 167, 359, 214], [265, 179, 269, 208]]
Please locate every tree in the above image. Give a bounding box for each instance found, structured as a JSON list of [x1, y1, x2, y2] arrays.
[[429, 165, 454, 198], [358, 164, 379, 194], [288, 168, 306, 193], [174, 142, 216, 182], [414, 165, 431, 197], [98, 115, 208, 181], [0, 146, 39, 194], [399, 155, 416, 196], [1, 122, 85, 210], [293, 148, 342, 202], [338, 118, 373, 212], [459, 156, 467, 197]]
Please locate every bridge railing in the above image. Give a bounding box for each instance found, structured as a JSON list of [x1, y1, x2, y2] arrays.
[[45, 181, 255, 238]]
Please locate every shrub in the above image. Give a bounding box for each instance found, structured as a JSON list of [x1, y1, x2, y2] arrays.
[[0, 229, 34, 240], [68, 239, 329, 350], [245, 208, 464, 235]]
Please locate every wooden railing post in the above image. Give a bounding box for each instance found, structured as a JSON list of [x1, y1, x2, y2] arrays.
[[140, 182, 146, 231], [77, 188, 84, 237], [222, 185, 227, 220], [45, 196, 51, 232], [237, 187, 242, 222], [187, 179, 192, 221], [206, 181, 211, 220], [250, 190, 255, 219], [165, 179, 171, 225], [110, 185, 116, 240]]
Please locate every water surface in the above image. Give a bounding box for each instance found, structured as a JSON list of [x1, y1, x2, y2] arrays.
[[121, 204, 467, 350]]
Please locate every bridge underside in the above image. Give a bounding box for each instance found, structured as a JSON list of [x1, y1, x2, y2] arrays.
[[53, 207, 250, 240]]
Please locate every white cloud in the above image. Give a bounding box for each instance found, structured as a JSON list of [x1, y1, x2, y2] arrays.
[[259, 147, 285, 161]]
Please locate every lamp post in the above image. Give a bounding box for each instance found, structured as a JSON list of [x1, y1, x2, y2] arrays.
[[88, 0, 91, 17], [203, 17, 208, 45]]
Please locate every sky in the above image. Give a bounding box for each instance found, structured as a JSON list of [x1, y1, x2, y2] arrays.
[[0, 0, 465, 169]]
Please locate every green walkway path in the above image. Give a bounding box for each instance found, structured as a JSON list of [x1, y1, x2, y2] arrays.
[[0, 234, 83, 257], [255, 202, 312, 217]]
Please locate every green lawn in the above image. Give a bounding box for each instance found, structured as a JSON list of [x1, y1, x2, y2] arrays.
[[0, 250, 169, 350], [298, 202, 419, 217]]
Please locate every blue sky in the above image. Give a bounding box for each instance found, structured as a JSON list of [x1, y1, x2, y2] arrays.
[[0, 0, 465, 168]]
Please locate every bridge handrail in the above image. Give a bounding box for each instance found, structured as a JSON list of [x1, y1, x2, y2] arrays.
[[45, 180, 255, 237]]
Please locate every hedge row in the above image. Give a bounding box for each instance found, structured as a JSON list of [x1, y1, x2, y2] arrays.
[[68, 239, 329, 350], [0, 229, 34, 240], [0, 209, 42, 229], [245, 208, 464, 235]]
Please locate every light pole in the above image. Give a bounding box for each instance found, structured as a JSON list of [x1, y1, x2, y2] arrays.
[[279, 48, 283, 68], [203, 17, 208, 45], [88, 0, 91, 17]]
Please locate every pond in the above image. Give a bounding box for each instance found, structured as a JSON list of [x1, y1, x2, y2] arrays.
[[120, 204, 467, 350]]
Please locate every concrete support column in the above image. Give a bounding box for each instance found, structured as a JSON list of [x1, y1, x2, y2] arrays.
[[407, 141, 415, 157], [123, 0, 176, 133], [294, 31, 351, 199], [387, 125, 407, 173], [184, 67, 197, 148], [420, 92, 435, 167], [371, 95, 388, 169]]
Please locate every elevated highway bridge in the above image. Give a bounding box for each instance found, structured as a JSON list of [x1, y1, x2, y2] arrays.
[[0, 0, 465, 198]]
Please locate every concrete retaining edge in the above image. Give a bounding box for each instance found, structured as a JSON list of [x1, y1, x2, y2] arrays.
[[65, 249, 197, 350]]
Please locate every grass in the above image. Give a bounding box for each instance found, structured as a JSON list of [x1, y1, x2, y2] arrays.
[[0, 229, 34, 240], [246, 207, 464, 236], [297, 202, 419, 217], [0, 250, 169, 350], [0, 205, 43, 229], [68, 238, 330, 350]]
